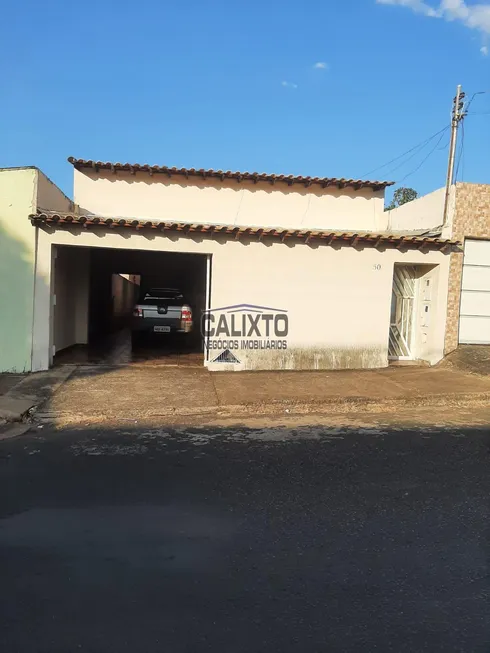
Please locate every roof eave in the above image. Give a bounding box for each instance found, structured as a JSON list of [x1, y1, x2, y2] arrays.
[[29, 212, 459, 252]]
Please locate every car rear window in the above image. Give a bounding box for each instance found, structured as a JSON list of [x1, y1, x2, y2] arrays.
[[140, 289, 184, 304]]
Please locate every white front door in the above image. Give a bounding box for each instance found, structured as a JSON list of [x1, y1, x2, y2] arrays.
[[389, 265, 417, 359]]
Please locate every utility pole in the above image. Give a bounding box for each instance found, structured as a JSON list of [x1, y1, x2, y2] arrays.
[[442, 84, 466, 227]]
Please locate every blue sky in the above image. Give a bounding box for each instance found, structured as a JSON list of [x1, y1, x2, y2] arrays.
[[1, 0, 489, 200]]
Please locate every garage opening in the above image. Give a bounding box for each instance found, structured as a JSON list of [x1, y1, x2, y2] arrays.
[[51, 246, 209, 367]]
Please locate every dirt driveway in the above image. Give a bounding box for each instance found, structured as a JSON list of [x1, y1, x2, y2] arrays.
[[31, 360, 490, 426]]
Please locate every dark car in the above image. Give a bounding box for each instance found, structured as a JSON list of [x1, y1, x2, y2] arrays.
[[131, 288, 193, 345]]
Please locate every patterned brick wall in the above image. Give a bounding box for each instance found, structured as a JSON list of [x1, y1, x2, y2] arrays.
[[445, 183, 490, 353]]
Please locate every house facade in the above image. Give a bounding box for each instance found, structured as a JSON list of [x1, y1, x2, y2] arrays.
[[387, 182, 490, 352], [1, 159, 458, 373]]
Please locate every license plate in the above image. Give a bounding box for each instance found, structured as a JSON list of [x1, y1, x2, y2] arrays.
[[154, 326, 171, 333]]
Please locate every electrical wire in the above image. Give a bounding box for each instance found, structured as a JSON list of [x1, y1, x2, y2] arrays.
[[437, 136, 451, 150], [359, 124, 450, 178], [465, 90, 489, 115], [363, 90, 487, 181], [381, 125, 450, 177], [395, 128, 449, 185]]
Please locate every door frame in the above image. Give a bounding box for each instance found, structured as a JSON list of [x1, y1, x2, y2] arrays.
[[388, 264, 419, 361]]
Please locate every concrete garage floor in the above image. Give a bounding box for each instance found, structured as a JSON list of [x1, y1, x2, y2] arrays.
[[0, 422, 489, 652], [54, 329, 204, 367]]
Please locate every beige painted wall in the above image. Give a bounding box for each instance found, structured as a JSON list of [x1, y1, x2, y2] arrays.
[[31, 171, 76, 370], [0, 168, 38, 372], [37, 170, 74, 214], [32, 226, 450, 372], [74, 169, 386, 232], [0, 167, 72, 371], [386, 187, 448, 233]]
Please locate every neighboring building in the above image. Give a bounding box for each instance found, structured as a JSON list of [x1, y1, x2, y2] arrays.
[[1, 158, 458, 373], [0, 167, 73, 372], [387, 183, 490, 352], [446, 184, 490, 350]]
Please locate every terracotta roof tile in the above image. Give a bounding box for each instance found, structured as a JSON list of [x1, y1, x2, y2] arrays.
[[30, 212, 459, 251], [67, 157, 394, 191]]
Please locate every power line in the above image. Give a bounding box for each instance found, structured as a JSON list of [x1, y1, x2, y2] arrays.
[[465, 90, 490, 114], [363, 89, 487, 182], [360, 125, 450, 178], [437, 135, 451, 150], [382, 126, 450, 178], [395, 128, 449, 185]]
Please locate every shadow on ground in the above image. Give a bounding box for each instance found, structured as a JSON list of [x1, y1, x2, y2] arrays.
[[0, 421, 489, 652], [439, 345, 490, 376]]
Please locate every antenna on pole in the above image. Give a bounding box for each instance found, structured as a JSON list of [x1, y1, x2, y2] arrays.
[[442, 84, 466, 227]]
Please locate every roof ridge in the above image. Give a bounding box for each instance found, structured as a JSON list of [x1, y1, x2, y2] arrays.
[[67, 157, 394, 191]]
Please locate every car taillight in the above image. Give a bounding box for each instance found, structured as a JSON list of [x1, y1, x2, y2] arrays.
[[133, 307, 143, 317], [181, 305, 192, 321]]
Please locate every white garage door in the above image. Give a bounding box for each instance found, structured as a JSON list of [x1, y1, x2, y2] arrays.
[[459, 239, 490, 344]]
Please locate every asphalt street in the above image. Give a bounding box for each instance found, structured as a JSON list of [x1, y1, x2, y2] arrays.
[[0, 422, 489, 652]]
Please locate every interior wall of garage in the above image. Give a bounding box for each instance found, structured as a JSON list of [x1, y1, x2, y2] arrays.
[[52, 246, 90, 355], [111, 275, 140, 329], [32, 226, 451, 372]]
